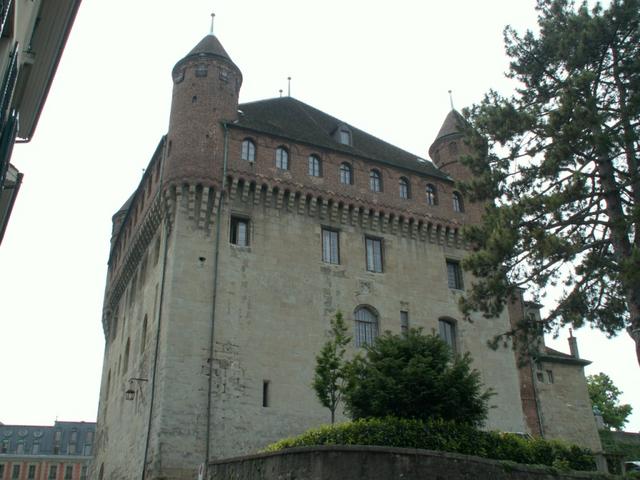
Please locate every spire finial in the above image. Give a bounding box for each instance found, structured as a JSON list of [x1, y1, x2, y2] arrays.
[[279, 89, 283, 98], [448, 90, 455, 110], [209, 13, 215, 35], [287, 76, 291, 97]]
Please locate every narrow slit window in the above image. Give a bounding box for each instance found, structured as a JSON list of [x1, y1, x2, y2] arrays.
[[262, 380, 270, 407]]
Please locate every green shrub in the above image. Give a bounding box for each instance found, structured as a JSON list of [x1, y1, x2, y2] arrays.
[[263, 417, 596, 471]]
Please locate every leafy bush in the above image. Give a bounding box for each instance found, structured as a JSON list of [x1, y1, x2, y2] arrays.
[[264, 417, 596, 471]]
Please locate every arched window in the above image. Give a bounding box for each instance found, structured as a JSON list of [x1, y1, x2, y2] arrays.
[[275, 146, 289, 170], [340, 162, 353, 185], [354, 306, 379, 347], [453, 191, 464, 212], [308, 154, 321, 177], [426, 184, 438, 206], [399, 177, 410, 199], [369, 169, 382, 192], [241, 139, 256, 162], [438, 318, 457, 354]]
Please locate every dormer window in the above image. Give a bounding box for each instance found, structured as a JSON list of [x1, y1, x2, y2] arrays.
[[334, 124, 353, 146]]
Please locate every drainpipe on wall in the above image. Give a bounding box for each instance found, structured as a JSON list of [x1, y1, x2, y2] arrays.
[[204, 122, 230, 475]]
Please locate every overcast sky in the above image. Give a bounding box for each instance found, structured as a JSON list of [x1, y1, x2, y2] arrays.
[[0, 0, 637, 432]]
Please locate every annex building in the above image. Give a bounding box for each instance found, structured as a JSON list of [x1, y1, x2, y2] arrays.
[[93, 33, 602, 479], [0, 421, 95, 480]]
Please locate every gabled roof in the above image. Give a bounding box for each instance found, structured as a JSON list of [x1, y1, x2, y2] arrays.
[[231, 97, 450, 180], [538, 346, 591, 366]]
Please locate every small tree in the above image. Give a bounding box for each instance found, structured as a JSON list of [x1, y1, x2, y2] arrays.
[[587, 372, 633, 431], [342, 329, 493, 427], [312, 312, 351, 424]]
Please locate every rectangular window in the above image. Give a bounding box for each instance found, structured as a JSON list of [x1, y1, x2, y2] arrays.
[[65, 465, 73, 480], [1, 440, 8, 453], [0, 465, 5, 478], [400, 311, 409, 336], [438, 319, 457, 354], [80, 466, 87, 480], [262, 380, 270, 407], [49, 465, 57, 480], [547, 370, 554, 384], [446, 260, 463, 290], [322, 228, 340, 264], [28, 465, 36, 480], [12, 465, 20, 480], [365, 237, 383, 273], [32, 442, 40, 454], [230, 216, 249, 246]]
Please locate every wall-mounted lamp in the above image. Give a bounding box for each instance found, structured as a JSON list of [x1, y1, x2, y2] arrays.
[[125, 377, 148, 401]]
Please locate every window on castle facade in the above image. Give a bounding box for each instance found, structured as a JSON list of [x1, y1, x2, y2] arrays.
[[400, 311, 409, 336], [230, 217, 249, 247], [365, 237, 383, 273], [48, 466, 57, 480], [275, 147, 289, 170], [339, 163, 352, 185], [446, 260, 463, 290], [241, 139, 256, 162], [426, 184, 437, 205], [438, 318, 457, 354], [369, 169, 382, 192], [453, 191, 464, 212], [308, 154, 321, 177], [399, 177, 410, 199], [28, 465, 36, 480], [355, 307, 378, 347], [12, 465, 20, 479], [339, 129, 352, 146], [65, 465, 73, 480], [322, 228, 340, 264]]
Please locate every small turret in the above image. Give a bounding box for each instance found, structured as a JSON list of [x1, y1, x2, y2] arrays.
[[164, 33, 243, 187]]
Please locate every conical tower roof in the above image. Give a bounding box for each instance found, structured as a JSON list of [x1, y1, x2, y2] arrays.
[[428, 109, 466, 157], [173, 34, 241, 77], [186, 34, 233, 61]]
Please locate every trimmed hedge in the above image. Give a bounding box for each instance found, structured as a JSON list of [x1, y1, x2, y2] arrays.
[[264, 417, 596, 471]]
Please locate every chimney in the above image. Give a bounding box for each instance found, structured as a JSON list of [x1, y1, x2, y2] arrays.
[[568, 328, 580, 358]]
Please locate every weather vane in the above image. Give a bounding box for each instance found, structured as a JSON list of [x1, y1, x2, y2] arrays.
[[448, 89, 455, 110], [287, 76, 292, 97], [210, 13, 215, 35]]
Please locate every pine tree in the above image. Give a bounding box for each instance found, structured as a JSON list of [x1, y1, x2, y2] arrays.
[[459, 0, 640, 364], [312, 312, 351, 424]]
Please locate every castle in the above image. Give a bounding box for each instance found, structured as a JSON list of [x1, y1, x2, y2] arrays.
[[92, 33, 602, 479]]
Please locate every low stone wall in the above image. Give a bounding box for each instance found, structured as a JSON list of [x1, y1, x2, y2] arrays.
[[209, 445, 610, 480]]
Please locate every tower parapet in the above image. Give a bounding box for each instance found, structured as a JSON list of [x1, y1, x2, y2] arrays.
[[164, 34, 243, 187]]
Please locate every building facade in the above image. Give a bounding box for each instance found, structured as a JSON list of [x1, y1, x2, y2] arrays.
[[0, 421, 95, 480], [0, 0, 81, 245], [93, 33, 601, 479]]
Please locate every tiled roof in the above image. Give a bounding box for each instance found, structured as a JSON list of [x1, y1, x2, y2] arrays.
[[428, 109, 466, 157], [232, 97, 450, 180], [0, 421, 95, 457], [173, 34, 241, 76]]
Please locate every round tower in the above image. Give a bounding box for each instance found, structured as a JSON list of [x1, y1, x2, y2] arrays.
[[429, 110, 484, 223], [164, 34, 243, 187]]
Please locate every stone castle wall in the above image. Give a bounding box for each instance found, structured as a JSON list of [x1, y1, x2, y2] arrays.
[[209, 446, 607, 480]]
